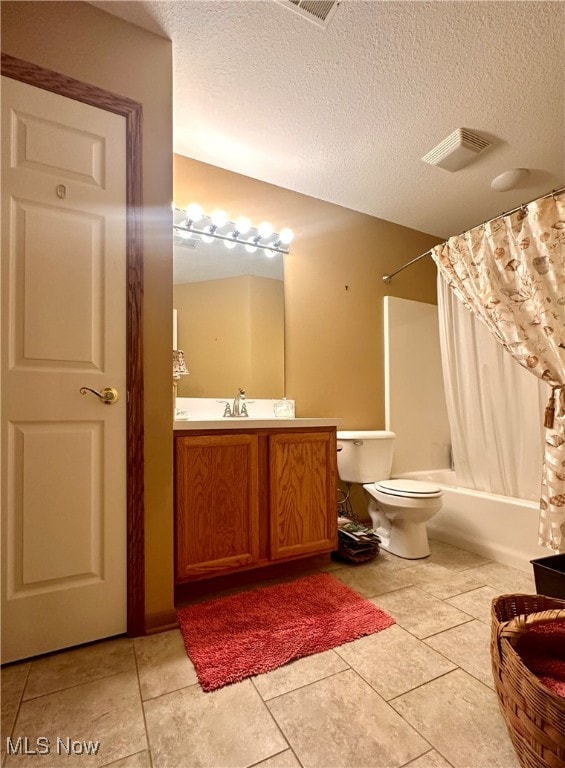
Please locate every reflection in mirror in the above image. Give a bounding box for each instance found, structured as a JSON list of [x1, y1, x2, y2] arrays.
[[173, 232, 285, 399]]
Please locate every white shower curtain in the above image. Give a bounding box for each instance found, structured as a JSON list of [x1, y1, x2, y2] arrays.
[[437, 275, 547, 502]]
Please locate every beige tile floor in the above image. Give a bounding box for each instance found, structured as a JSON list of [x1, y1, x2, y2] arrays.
[[1, 540, 535, 768]]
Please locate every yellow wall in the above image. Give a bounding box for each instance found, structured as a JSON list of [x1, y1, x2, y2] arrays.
[[2, 2, 175, 622], [174, 155, 442, 427], [174, 276, 284, 399]]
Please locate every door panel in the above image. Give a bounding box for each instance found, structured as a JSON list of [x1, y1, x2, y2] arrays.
[[9, 421, 103, 590], [13, 199, 104, 368], [1, 77, 127, 662], [175, 434, 260, 580], [14, 109, 106, 186], [269, 432, 338, 560]]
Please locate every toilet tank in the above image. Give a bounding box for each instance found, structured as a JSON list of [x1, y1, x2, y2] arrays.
[[336, 430, 396, 483]]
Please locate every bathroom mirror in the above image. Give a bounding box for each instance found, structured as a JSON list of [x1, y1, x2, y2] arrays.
[[173, 235, 285, 399]]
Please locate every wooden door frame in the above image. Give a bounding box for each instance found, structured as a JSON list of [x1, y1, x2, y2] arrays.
[[1, 53, 145, 636]]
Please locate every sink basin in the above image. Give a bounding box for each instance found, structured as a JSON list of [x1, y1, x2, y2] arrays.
[[174, 417, 341, 431], [173, 398, 341, 430], [175, 396, 294, 421]]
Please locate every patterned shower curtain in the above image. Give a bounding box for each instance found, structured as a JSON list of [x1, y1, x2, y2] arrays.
[[436, 274, 546, 502], [431, 190, 565, 552]]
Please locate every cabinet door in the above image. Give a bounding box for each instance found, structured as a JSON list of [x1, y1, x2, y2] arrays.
[[175, 434, 259, 580], [269, 431, 337, 560]]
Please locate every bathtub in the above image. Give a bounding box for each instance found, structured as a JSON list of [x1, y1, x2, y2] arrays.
[[397, 469, 549, 573]]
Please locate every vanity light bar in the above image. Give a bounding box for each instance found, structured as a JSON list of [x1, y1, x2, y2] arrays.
[[172, 207, 293, 255], [174, 225, 289, 255]]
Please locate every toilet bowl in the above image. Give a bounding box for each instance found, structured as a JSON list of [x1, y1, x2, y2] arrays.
[[336, 431, 443, 559]]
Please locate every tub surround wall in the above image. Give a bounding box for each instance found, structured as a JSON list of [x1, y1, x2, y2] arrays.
[[384, 297, 451, 474]]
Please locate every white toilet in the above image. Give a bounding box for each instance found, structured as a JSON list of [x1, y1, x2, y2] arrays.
[[336, 430, 443, 559]]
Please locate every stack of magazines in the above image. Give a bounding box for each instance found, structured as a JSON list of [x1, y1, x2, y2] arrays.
[[333, 517, 381, 564]]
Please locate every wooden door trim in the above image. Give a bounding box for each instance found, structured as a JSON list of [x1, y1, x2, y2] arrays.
[[1, 53, 145, 636]]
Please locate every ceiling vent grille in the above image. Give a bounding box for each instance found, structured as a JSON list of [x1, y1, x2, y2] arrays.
[[422, 128, 491, 172], [278, 0, 339, 27]]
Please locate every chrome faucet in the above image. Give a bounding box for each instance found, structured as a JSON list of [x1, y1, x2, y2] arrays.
[[232, 387, 248, 417], [217, 388, 251, 417]]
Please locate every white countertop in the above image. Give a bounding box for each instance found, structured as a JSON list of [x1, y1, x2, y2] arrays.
[[173, 417, 341, 431]]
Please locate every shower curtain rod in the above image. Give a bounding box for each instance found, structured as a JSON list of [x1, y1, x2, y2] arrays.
[[382, 186, 565, 284]]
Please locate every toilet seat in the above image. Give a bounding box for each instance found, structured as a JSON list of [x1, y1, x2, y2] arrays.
[[374, 479, 442, 499]]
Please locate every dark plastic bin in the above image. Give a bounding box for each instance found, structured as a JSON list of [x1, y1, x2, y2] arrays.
[[530, 553, 565, 599]]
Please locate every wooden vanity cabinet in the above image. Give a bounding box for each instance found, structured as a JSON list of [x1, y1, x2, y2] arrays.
[[175, 434, 260, 580], [174, 427, 337, 583]]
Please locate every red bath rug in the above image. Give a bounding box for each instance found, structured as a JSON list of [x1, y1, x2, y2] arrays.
[[176, 572, 395, 691]]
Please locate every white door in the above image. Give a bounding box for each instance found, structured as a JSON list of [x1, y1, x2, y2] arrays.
[[1, 77, 127, 663]]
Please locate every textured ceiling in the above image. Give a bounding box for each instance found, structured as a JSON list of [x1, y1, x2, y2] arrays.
[[92, 0, 564, 238]]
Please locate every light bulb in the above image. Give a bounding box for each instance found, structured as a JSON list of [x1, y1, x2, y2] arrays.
[[258, 221, 273, 239], [211, 209, 228, 227], [245, 236, 258, 253], [279, 228, 294, 245], [263, 248, 276, 258], [201, 233, 215, 244], [186, 203, 203, 223], [224, 237, 237, 249], [235, 216, 251, 235]]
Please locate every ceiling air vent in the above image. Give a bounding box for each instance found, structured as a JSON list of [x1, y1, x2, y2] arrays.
[[278, 0, 339, 27], [422, 128, 491, 172]]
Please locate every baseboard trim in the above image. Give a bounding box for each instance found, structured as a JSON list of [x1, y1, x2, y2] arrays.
[[144, 609, 178, 635]]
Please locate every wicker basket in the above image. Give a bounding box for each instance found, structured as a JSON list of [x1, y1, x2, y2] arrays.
[[491, 594, 565, 768]]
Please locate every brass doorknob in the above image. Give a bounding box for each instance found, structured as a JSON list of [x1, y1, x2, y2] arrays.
[[80, 386, 120, 405]]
